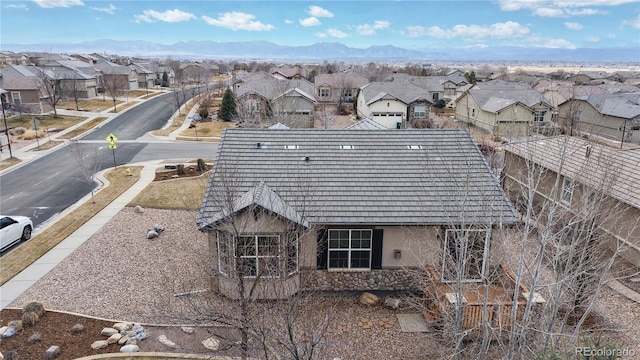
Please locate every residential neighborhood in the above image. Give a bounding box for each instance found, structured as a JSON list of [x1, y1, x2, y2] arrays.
[[1, 49, 639, 359]]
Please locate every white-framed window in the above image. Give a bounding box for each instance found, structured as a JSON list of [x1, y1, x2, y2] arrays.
[[238, 235, 280, 278], [534, 110, 547, 122], [328, 229, 372, 270], [441, 228, 489, 282], [342, 88, 352, 98], [244, 99, 259, 113], [561, 178, 574, 204], [414, 105, 427, 118], [319, 88, 330, 97], [11, 92, 21, 104]]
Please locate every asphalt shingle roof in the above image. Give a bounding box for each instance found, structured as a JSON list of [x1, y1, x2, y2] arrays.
[[197, 129, 518, 229], [360, 82, 432, 105]]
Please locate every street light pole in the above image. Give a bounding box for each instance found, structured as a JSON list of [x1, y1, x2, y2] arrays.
[[1, 96, 13, 159]]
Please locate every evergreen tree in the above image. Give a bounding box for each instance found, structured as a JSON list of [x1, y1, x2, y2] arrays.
[[161, 71, 170, 87], [219, 87, 237, 122]]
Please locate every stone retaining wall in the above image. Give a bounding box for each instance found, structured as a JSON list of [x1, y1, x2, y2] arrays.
[[301, 268, 421, 292]]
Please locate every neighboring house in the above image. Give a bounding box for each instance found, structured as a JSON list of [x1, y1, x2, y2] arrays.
[[0, 68, 50, 114], [502, 136, 640, 266], [314, 73, 368, 104], [93, 61, 138, 91], [356, 81, 433, 129], [454, 88, 554, 137], [129, 63, 155, 90], [179, 63, 209, 84], [233, 71, 276, 93], [197, 128, 520, 299], [558, 93, 640, 144], [568, 72, 610, 85], [71, 53, 99, 65], [39, 60, 100, 98], [235, 78, 316, 128], [269, 65, 306, 80]]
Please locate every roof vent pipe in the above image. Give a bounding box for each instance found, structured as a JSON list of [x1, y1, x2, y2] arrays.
[[303, 156, 311, 164], [256, 142, 262, 149], [585, 144, 592, 158]]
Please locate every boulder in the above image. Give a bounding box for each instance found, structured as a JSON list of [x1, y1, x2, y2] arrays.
[[101, 327, 119, 336], [384, 298, 401, 310], [134, 206, 145, 214], [118, 335, 130, 345], [44, 345, 60, 359], [181, 326, 195, 334], [91, 340, 109, 349], [2, 326, 16, 338], [147, 230, 159, 239], [135, 331, 148, 341], [152, 224, 165, 233], [107, 333, 122, 344], [122, 330, 137, 337], [132, 323, 144, 333], [120, 344, 140, 353], [202, 336, 220, 350], [359, 292, 379, 306], [0, 326, 7, 337], [112, 322, 132, 332], [7, 320, 23, 332], [126, 337, 138, 346], [71, 323, 84, 334], [158, 334, 176, 348]]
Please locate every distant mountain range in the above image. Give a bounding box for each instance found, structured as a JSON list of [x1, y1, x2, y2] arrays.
[[3, 39, 639, 63]]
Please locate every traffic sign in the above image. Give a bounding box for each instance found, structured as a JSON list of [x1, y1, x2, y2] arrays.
[[109, 144, 117, 150], [106, 133, 118, 144]]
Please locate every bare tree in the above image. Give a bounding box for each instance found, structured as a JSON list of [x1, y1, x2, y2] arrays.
[[66, 140, 100, 203], [37, 66, 63, 116], [60, 71, 84, 111], [103, 74, 127, 112]]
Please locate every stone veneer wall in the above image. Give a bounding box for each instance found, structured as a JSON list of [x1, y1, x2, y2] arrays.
[[301, 269, 421, 292]]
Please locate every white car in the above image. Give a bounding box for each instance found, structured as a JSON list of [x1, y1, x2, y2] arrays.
[[0, 215, 33, 251]]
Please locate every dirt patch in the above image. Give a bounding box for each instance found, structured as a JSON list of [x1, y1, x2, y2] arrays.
[[154, 164, 213, 181]]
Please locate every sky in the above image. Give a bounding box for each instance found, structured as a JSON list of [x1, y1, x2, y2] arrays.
[[1, 0, 639, 50]]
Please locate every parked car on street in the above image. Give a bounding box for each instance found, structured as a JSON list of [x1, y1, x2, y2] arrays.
[[0, 215, 33, 251]]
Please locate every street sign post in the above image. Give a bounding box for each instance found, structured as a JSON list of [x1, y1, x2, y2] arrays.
[[106, 133, 118, 169]]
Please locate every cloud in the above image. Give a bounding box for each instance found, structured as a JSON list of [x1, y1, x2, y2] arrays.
[[32, 0, 83, 8], [317, 28, 347, 38], [586, 36, 600, 42], [91, 4, 116, 14], [300, 17, 321, 27], [542, 38, 577, 49], [284, 19, 293, 24], [6, 3, 28, 10], [497, 0, 631, 17], [202, 12, 274, 31], [564, 21, 583, 29], [622, 14, 640, 28], [307, 5, 333, 18], [135, 9, 195, 23], [414, 21, 530, 40], [355, 20, 390, 35]]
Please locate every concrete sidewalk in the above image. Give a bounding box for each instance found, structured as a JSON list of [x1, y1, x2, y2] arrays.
[[0, 161, 161, 309]]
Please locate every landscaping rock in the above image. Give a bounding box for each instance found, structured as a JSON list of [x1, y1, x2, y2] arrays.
[[91, 340, 108, 349], [28, 332, 41, 343], [384, 298, 402, 309], [147, 230, 159, 239], [7, 320, 22, 332], [181, 326, 195, 334], [112, 322, 132, 332], [44, 345, 60, 359], [0, 326, 7, 337], [100, 327, 119, 336], [71, 323, 84, 334], [135, 331, 148, 341], [202, 336, 220, 350], [152, 224, 165, 233], [359, 292, 379, 306], [134, 206, 145, 214], [107, 333, 122, 344], [125, 337, 138, 346], [158, 334, 176, 348], [131, 323, 144, 333], [2, 327, 16, 338], [4, 350, 17, 360], [118, 335, 130, 345], [120, 344, 139, 353], [122, 330, 137, 337]]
